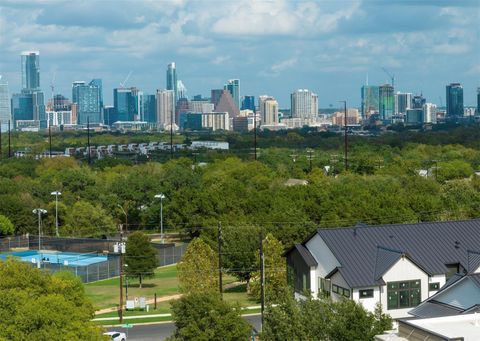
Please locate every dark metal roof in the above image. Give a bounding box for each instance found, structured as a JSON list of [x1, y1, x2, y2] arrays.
[[292, 244, 318, 267], [408, 301, 463, 318], [374, 246, 403, 281], [469, 273, 480, 288], [313, 219, 480, 288], [467, 250, 480, 273]]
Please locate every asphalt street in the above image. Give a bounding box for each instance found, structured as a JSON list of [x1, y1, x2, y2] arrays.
[[106, 314, 261, 341]]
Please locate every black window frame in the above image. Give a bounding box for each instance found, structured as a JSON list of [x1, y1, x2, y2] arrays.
[[359, 289, 374, 299], [429, 282, 440, 291], [332, 284, 350, 298], [387, 279, 421, 310]]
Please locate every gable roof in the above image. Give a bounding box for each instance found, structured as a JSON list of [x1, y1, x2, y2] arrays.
[[284, 244, 318, 267], [310, 219, 480, 288]]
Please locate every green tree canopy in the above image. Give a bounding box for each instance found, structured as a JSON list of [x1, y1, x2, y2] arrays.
[[0, 258, 105, 341], [177, 238, 218, 294], [63, 200, 116, 237], [125, 231, 158, 288], [0, 215, 14, 236], [169, 292, 251, 341]]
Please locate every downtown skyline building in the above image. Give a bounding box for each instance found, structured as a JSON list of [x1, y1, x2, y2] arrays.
[[112, 87, 143, 123], [290, 89, 318, 120], [259, 95, 279, 126], [361, 85, 380, 120], [379, 84, 394, 123], [156, 89, 175, 129], [395, 92, 412, 115], [0, 76, 11, 126], [166, 63, 177, 102], [225, 79, 240, 110], [446, 83, 464, 119], [72, 80, 102, 124]]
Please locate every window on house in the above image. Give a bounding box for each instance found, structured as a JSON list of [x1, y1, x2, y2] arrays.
[[387, 280, 421, 310], [429, 282, 440, 291], [318, 277, 331, 298], [332, 284, 350, 298], [359, 289, 374, 298]]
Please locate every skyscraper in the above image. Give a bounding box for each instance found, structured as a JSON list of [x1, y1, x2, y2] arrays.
[[143, 94, 157, 123], [241, 96, 255, 111], [446, 83, 463, 119], [177, 80, 187, 99], [225, 79, 240, 110], [395, 92, 412, 115], [361, 85, 379, 120], [0, 76, 11, 124], [411, 94, 426, 109], [423, 103, 437, 124], [156, 89, 175, 129], [21, 51, 40, 91], [215, 90, 239, 118], [379, 84, 394, 122], [259, 95, 278, 125], [72, 80, 102, 124], [166, 63, 177, 101], [290, 89, 318, 120], [113, 87, 142, 122]]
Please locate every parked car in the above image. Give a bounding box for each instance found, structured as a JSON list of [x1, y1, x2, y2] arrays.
[[103, 331, 126, 341]]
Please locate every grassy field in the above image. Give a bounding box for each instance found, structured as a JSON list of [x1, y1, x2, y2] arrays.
[[86, 265, 257, 312]]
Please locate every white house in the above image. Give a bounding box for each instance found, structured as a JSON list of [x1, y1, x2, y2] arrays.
[[285, 220, 480, 319]]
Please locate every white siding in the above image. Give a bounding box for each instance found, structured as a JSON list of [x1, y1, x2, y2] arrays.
[[330, 271, 350, 302], [428, 274, 446, 297], [381, 257, 430, 319], [305, 234, 340, 277], [353, 287, 381, 313]]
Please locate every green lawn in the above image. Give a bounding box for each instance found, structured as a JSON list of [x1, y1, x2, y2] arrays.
[[85, 264, 253, 311]]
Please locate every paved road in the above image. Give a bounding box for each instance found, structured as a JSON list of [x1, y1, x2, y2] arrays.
[[106, 314, 261, 341]]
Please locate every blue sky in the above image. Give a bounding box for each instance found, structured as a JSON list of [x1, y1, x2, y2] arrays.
[[0, 0, 479, 108]]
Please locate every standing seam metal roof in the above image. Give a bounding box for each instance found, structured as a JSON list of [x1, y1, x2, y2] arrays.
[[313, 219, 480, 288]]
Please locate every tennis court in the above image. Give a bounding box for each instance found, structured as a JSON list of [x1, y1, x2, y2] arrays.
[[0, 250, 108, 267]]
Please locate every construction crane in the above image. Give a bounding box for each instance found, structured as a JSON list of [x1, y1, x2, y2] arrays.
[[120, 71, 132, 88], [381, 67, 395, 89]]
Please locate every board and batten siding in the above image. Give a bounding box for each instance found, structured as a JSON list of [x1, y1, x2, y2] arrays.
[[381, 256, 430, 319]]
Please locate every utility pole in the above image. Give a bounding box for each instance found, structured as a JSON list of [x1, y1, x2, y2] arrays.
[[119, 225, 124, 324], [253, 113, 257, 160], [339, 101, 348, 171], [8, 120, 11, 158], [259, 229, 265, 332], [87, 117, 91, 165], [217, 222, 223, 299], [49, 126, 52, 158]]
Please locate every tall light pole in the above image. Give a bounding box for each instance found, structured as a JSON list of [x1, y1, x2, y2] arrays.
[[154, 194, 166, 243], [117, 204, 128, 234], [32, 208, 47, 253], [50, 191, 61, 237]]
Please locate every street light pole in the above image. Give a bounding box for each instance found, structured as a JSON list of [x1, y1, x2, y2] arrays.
[[51, 191, 61, 237], [117, 204, 128, 234], [32, 208, 47, 255], [154, 193, 166, 243]]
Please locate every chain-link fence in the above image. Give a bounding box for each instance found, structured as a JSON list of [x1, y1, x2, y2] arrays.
[[0, 235, 187, 283]]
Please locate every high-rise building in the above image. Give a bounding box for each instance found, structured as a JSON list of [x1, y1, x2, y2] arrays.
[[190, 99, 214, 113], [11, 93, 33, 124], [379, 84, 394, 122], [241, 96, 255, 111], [395, 92, 412, 115], [113, 87, 142, 122], [166, 63, 177, 101], [156, 89, 175, 129], [103, 106, 115, 126], [423, 103, 437, 124], [143, 94, 157, 123], [446, 83, 463, 119], [225, 79, 240, 110], [215, 90, 239, 118], [411, 94, 426, 109], [0, 76, 11, 124], [211, 89, 223, 108], [361, 85, 379, 120], [72, 80, 102, 124], [290, 89, 318, 120], [259, 95, 278, 125], [477, 87, 480, 116], [177, 80, 187, 100], [21, 51, 40, 91]]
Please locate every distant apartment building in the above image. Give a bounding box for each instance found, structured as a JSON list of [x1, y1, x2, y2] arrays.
[[395, 92, 412, 115], [331, 108, 360, 126], [291, 89, 318, 120], [259, 95, 278, 126], [423, 103, 437, 124], [72, 80, 102, 124], [446, 83, 463, 119], [0, 77, 11, 124], [202, 112, 229, 131], [156, 89, 175, 129]]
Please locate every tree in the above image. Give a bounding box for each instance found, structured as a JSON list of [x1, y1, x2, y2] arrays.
[[249, 233, 287, 303], [0, 215, 14, 236], [177, 238, 218, 294], [63, 200, 116, 237], [169, 292, 251, 341], [125, 231, 158, 288], [0, 258, 105, 340]]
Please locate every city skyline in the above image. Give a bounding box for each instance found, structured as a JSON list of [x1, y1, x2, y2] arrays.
[[0, 1, 479, 108]]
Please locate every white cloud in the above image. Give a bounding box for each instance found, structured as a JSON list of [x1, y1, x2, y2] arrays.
[[270, 57, 298, 73]]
